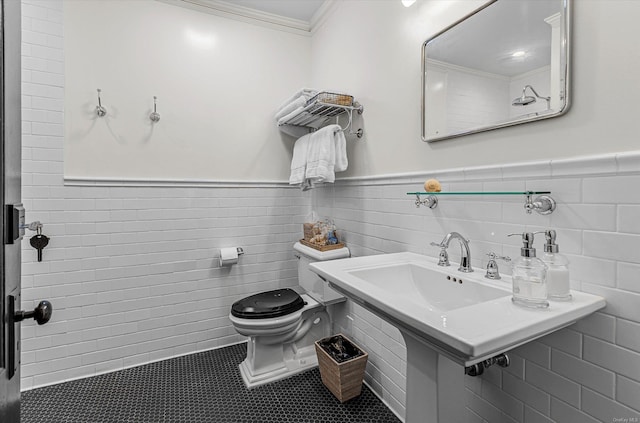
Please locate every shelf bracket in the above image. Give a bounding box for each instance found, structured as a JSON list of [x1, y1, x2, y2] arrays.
[[415, 194, 438, 209], [524, 193, 556, 215]]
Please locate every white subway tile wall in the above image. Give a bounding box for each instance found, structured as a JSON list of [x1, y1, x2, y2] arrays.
[[20, 0, 310, 390], [313, 159, 640, 420]]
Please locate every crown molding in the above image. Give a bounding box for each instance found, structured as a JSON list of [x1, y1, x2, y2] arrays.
[[158, 0, 312, 36], [427, 58, 510, 82], [309, 0, 338, 33]]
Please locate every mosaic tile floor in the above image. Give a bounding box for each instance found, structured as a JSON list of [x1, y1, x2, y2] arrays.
[[21, 343, 401, 423]]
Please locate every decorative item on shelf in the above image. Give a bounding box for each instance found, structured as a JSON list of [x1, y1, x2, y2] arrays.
[[300, 219, 345, 251], [423, 178, 442, 192], [303, 222, 315, 241], [307, 92, 354, 107]]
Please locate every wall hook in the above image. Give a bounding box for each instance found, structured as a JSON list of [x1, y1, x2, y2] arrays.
[[95, 89, 107, 117], [150, 96, 160, 123]]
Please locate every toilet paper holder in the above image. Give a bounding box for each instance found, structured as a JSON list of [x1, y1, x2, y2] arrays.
[[219, 247, 245, 267]]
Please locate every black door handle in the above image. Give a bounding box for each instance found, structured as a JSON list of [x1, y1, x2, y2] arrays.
[[14, 300, 53, 325], [7, 296, 53, 379]]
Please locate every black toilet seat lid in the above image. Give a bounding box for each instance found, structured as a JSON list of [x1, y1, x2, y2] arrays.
[[231, 288, 305, 319]]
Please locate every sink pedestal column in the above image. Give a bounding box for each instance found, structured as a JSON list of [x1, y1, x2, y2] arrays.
[[402, 332, 465, 423]]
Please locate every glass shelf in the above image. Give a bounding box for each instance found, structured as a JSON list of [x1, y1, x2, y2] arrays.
[[408, 191, 556, 215], [407, 191, 551, 196]]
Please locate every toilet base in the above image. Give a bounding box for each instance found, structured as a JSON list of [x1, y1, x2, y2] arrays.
[[238, 344, 318, 389]]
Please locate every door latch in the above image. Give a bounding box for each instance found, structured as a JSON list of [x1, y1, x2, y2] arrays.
[[4, 203, 25, 244], [7, 295, 53, 379]]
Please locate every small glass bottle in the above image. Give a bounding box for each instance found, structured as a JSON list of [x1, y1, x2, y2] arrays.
[[509, 232, 549, 309], [540, 230, 572, 301]]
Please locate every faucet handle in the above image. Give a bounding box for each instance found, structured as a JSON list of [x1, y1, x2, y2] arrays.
[[485, 252, 511, 280], [430, 242, 450, 266], [487, 252, 511, 261]]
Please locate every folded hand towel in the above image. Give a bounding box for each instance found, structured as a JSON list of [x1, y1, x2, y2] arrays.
[[276, 88, 318, 114], [275, 97, 307, 121], [289, 133, 311, 186], [334, 127, 348, 172], [305, 124, 346, 185], [279, 125, 309, 139], [277, 106, 305, 127]]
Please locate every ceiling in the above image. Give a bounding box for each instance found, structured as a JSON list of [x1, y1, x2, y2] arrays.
[[223, 0, 326, 22], [427, 0, 562, 77]]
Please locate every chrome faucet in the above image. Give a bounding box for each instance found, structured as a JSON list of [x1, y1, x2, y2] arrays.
[[431, 232, 473, 273]]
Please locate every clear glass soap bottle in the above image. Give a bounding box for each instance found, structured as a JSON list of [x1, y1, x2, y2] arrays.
[[540, 230, 572, 301], [508, 232, 549, 309]]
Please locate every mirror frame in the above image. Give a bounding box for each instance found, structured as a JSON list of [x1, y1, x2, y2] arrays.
[[421, 0, 572, 143]]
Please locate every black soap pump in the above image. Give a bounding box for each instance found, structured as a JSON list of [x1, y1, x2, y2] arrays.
[[508, 232, 549, 309]]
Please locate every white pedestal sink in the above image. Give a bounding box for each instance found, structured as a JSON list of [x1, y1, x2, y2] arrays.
[[310, 252, 606, 422]]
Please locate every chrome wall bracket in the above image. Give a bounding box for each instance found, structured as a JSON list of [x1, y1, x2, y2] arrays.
[[415, 194, 438, 209], [524, 193, 556, 215]]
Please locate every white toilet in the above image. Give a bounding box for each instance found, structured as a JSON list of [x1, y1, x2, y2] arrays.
[[229, 241, 350, 388]]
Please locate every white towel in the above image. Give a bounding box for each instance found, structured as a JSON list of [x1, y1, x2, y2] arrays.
[[279, 124, 309, 139], [305, 124, 347, 186], [276, 88, 318, 114], [277, 106, 305, 127], [275, 97, 307, 121], [289, 133, 311, 186], [334, 127, 348, 172]]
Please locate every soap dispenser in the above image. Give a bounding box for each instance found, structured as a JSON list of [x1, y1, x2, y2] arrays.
[[508, 232, 549, 309], [541, 230, 572, 301]]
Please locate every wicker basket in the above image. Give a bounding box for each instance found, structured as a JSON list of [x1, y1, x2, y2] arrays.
[[299, 239, 345, 252], [315, 334, 368, 403], [307, 92, 354, 107]]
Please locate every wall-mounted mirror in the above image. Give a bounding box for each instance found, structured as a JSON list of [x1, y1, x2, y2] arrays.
[[422, 0, 571, 142]]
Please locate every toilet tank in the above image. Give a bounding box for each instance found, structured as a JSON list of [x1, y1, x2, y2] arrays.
[[294, 242, 350, 305]]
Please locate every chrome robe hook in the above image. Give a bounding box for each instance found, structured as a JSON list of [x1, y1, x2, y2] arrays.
[[95, 89, 107, 117], [150, 96, 160, 123]]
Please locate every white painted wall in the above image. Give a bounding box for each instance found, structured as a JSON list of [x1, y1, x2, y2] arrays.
[[311, 0, 640, 176], [64, 0, 310, 181]]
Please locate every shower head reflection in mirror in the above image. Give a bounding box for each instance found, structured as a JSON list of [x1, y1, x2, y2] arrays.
[[512, 85, 550, 108]]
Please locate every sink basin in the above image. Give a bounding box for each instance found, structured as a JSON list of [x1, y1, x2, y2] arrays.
[[310, 252, 606, 365], [310, 252, 606, 423], [348, 263, 508, 312]]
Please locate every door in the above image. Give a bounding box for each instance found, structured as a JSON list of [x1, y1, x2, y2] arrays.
[[1, 0, 23, 421]]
